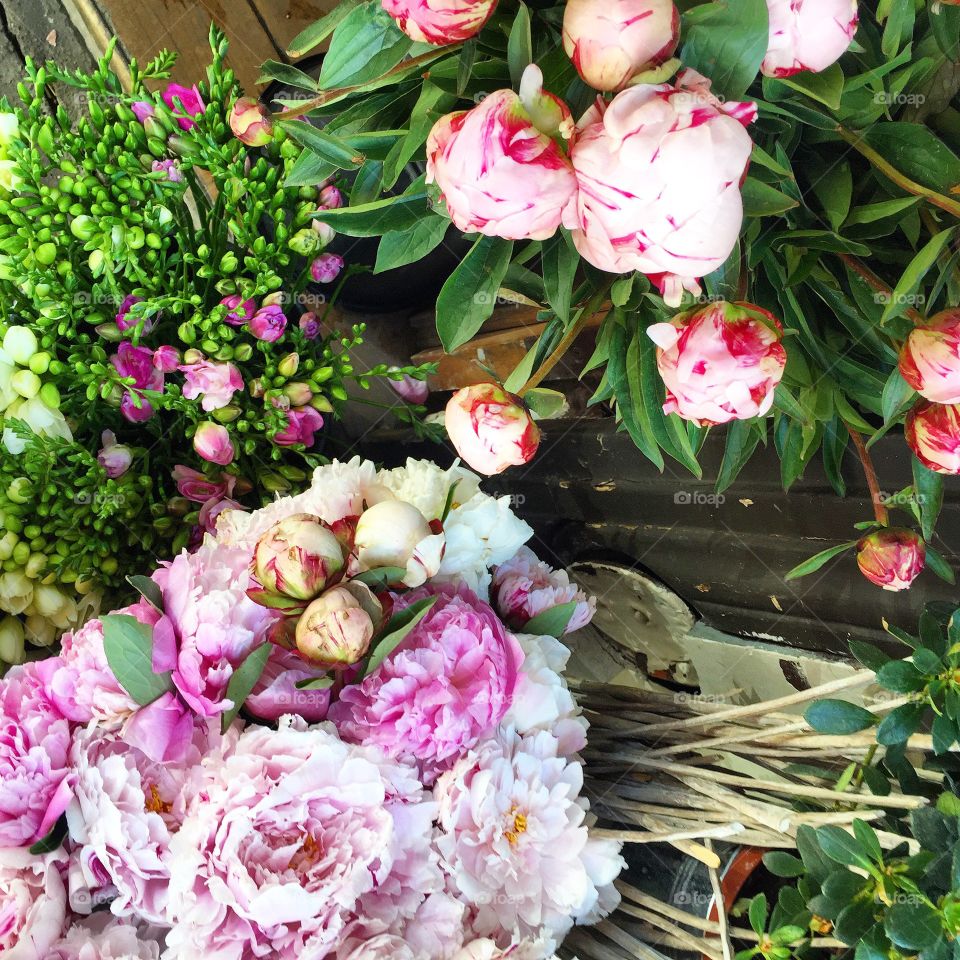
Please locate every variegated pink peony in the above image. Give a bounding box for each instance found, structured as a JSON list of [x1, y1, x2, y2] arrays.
[[164, 717, 442, 960], [381, 0, 498, 44], [0, 846, 68, 960], [329, 585, 524, 784], [906, 401, 960, 474], [0, 660, 74, 846], [647, 300, 787, 426], [899, 310, 960, 404], [569, 70, 756, 306], [856, 528, 926, 592], [761, 0, 859, 78]]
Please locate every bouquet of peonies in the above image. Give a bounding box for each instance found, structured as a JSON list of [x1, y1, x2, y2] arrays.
[[0, 26, 432, 655], [0, 456, 621, 960]]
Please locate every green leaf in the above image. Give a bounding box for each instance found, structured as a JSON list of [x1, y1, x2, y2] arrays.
[[716, 420, 760, 494], [681, 0, 768, 100], [314, 191, 432, 237], [835, 900, 879, 945], [770, 925, 807, 947], [295, 675, 335, 690], [436, 236, 514, 351], [542, 233, 578, 322], [363, 595, 439, 676], [457, 38, 478, 96], [762, 852, 805, 878], [375, 215, 451, 273], [785, 542, 857, 580], [852, 819, 882, 862], [524, 601, 578, 638], [775, 62, 844, 111], [524, 387, 568, 420], [287, 0, 361, 56], [28, 816, 68, 855], [849, 639, 891, 673], [742, 177, 800, 217], [749, 893, 769, 936], [817, 825, 875, 869], [440, 480, 460, 524], [877, 702, 925, 746], [281, 121, 365, 171], [932, 712, 956, 755], [881, 227, 958, 322], [925, 544, 955, 585], [845, 196, 920, 227], [382, 83, 449, 190], [257, 60, 318, 91], [881, 368, 916, 425], [507, 3, 532, 89], [805, 699, 877, 735], [352, 566, 407, 588], [863, 124, 960, 197], [318, 2, 413, 90], [126, 574, 163, 613], [912, 458, 944, 542], [221, 643, 272, 734], [931, 3, 960, 59], [885, 902, 943, 951], [285, 148, 338, 189], [812, 161, 852, 229], [102, 614, 173, 707], [876, 659, 926, 693]]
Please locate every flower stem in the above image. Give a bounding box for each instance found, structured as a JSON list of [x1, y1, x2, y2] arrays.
[[846, 424, 889, 526], [837, 253, 927, 327]]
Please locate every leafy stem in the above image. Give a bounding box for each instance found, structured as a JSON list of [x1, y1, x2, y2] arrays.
[[846, 424, 889, 526]]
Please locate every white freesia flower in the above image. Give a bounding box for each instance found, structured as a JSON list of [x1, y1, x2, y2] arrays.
[[0, 569, 33, 614], [0, 345, 17, 411], [2, 395, 72, 453]]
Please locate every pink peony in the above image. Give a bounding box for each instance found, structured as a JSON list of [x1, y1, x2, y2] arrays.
[[329, 584, 523, 784], [49, 914, 160, 960], [164, 717, 442, 960], [445, 383, 540, 476], [245, 645, 332, 723], [426, 67, 577, 242], [906, 401, 960, 474], [569, 70, 756, 306], [435, 727, 624, 948], [110, 343, 164, 423], [647, 300, 787, 426], [381, 0, 498, 44], [0, 846, 68, 960], [151, 541, 278, 717], [563, 0, 679, 92], [274, 405, 324, 447], [98, 429, 133, 479], [198, 496, 244, 534], [0, 660, 74, 846], [492, 546, 595, 634], [179, 359, 243, 411], [66, 721, 220, 924], [856, 528, 926, 592], [162, 82, 205, 130], [172, 464, 236, 503], [193, 421, 234, 465], [761, 0, 859, 78], [899, 310, 960, 405]]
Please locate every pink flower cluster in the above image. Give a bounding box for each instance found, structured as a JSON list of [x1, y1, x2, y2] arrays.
[[0, 459, 620, 959]]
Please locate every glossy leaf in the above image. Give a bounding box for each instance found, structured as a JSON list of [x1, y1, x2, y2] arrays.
[[102, 614, 173, 707], [221, 643, 272, 734]]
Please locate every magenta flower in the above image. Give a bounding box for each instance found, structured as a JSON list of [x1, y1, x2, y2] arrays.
[[179, 359, 243, 411], [320, 184, 343, 208], [171, 464, 236, 503], [299, 311, 320, 339], [115, 294, 147, 333], [0, 661, 74, 847], [110, 342, 163, 423], [219, 294, 256, 326], [193, 421, 234, 465], [249, 303, 287, 342], [151, 158, 183, 182], [273, 406, 324, 447], [310, 252, 345, 283], [97, 429, 133, 479], [152, 345, 180, 373], [906, 401, 960, 474], [0, 847, 68, 958], [131, 101, 155, 123], [329, 584, 524, 783], [162, 82, 205, 130]]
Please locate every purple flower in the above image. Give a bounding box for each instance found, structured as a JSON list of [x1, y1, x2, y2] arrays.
[[152, 344, 181, 373], [131, 101, 155, 124], [299, 311, 320, 339], [219, 295, 256, 326], [110, 343, 164, 423], [249, 303, 287, 342], [273, 406, 323, 447], [115, 294, 149, 333], [310, 252, 345, 283], [161, 83, 206, 131], [96, 429, 133, 479], [151, 158, 183, 182], [320, 184, 343, 208]]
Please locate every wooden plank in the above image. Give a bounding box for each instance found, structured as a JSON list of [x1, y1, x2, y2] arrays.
[[249, 0, 338, 56]]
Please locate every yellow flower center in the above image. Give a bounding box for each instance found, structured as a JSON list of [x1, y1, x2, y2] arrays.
[[144, 784, 172, 815], [504, 807, 528, 846], [288, 833, 322, 872]]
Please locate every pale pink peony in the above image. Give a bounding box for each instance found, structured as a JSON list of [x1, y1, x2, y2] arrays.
[[761, 0, 859, 78], [563, 0, 679, 92], [647, 300, 787, 426], [65, 721, 221, 924], [179, 359, 243, 412], [899, 310, 960, 404], [426, 68, 578, 242], [569, 70, 756, 306], [0, 660, 74, 846], [245, 645, 332, 723], [381, 0, 498, 44], [435, 727, 623, 948], [454, 940, 554, 960], [492, 546, 595, 634], [404, 892, 467, 959], [330, 585, 523, 784], [354, 498, 446, 588], [49, 914, 161, 960], [445, 383, 540, 476], [856, 528, 925, 592], [164, 717, 442, 960], [0, 846, 68, 960], [906, 401, 960, 474], [151, 541, 278, 717]]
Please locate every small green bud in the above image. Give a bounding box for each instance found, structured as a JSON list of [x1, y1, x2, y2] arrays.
[[277, 352, 299, 377], [178, 322, 197, 344], [34, 242, 56, 266], [39, 382, 60, 408], [212, 404, 242, 423], [234, 343, 253, 362]]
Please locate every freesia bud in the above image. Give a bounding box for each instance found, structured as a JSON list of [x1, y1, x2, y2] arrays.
[[295, 581, 382, 669], [152, 345, 181, 373], [856, 528, 925, 592], [289, 227, 321, 256], [899, 310, 960, 404], [97, 429, 132, 478], [445, 382, 540, 475], [2, 325, 37, 365], [278, 352, 300, 376], [273, 406, 323, 447], [283, 381, 313, 406], [647, 301, 787, 426], [229, 96, 274, 147], [220, 294, 256, 326], [0, 615, 24, 663], [162, 82, 206, 131], [11, 369, 40, 399], [389, 368, 430, 404], [251, 512, 345, 606], [905, 401, 960, 474], [311, 220, 336, 248], [319, 185, 343, 208], [761, 0, 859, 78], [193, 421, 234, 465], [310, 252, 345, 284], [131, 101, 155, 124]]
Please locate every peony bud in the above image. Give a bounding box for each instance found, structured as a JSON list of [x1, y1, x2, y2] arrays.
[[856, 528, 925, 592], [761, 0, 859, 78], [562, 0, 680, 92], [295, 581, 382, 669], [319, 185, 343, 209], [647, 301, 787, 426], [252, 513, 345, 606], [426, 67, 578, 242], [0, 615, 24, 664], [389, 368, 430, 404], [249, 304, 287, 343], [193, 421, 234, 465], [899, 310, 960, 404], [381, 0, 498, 44], [310, 252, 345, 284], [97, 429, 133, 478], [568, 69, 756, 306], [905, 401, 960, 474], [229, 96, 274, 147], [445, 382, 540, 475], [355, 499, 433, 572]]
